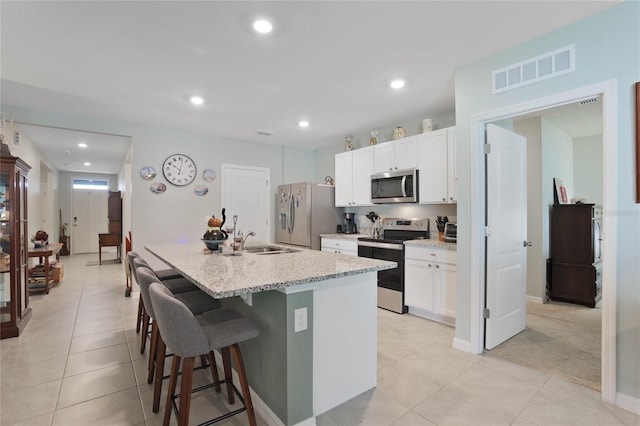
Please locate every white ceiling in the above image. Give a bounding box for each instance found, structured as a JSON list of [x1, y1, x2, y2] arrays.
[[1, 1, 617, 174]]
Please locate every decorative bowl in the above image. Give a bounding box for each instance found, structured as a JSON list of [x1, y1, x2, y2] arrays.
[[201, 239, 226, 251]]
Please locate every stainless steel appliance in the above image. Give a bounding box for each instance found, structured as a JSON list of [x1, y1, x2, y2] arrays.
[[277, 183, 341, 250], [358, 218, 430, 313], [371, 169, 419, 204], [343, 213, 358, 234], [444, 223, 457, 243]]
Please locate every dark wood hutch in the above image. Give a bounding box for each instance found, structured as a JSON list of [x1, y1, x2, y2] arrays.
[[1, 143, 32, 339]]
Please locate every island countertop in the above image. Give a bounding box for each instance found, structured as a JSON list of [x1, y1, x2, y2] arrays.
[[145, 242, 396, 298]]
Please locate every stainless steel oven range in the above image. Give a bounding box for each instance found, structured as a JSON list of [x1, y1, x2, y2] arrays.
[[357, 218, 430, 314]]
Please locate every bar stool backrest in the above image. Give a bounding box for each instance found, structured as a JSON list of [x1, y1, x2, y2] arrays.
[[127, 251, 141, 284], [149, 282, 210, 358], [135, 265, 162, 319]]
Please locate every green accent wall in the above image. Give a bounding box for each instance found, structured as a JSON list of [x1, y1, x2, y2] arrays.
[[223, 290, 313, 425]]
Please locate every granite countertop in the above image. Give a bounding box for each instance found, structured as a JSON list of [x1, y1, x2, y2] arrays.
[[404, 239, 457, 250], [145, 242, 395, 298]]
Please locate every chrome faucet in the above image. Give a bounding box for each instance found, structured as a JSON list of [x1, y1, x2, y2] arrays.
[[241, 231, 256, 250]]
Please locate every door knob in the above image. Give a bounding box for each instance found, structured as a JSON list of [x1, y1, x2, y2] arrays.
[[523, 241, 532, 247]]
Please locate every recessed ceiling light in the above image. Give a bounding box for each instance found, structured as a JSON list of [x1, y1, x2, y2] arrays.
[[84, 162, 91, 166], [190, 96, 205, 105], [78, 143, 88, 148], [390, 79, 406, 89], [253, 19, 273, 34], [298, 120, 310, 128]]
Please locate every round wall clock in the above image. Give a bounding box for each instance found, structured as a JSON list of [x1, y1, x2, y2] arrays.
[[202, 168, 216, 182], [162, 154, 197, 186]]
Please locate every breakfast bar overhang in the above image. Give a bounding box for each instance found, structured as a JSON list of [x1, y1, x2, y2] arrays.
[[145, 242, 396, 425]]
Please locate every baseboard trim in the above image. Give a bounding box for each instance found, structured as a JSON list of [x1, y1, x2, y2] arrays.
[[452, 337, 471, 353], [526, 295, 544, 304], [616, 392, 640, 415]]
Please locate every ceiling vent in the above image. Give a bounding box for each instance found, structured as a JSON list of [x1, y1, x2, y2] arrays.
[[579, 96, 600, 105], [13, 131, 21, 145], [492, 45, 575, 94], [257, 130, 273, 136]]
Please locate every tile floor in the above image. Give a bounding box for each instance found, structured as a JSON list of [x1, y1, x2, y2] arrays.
[[1, 253, 638, 426]]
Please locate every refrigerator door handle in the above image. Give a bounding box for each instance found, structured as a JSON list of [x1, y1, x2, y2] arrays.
[[288, 193, 295, 234]]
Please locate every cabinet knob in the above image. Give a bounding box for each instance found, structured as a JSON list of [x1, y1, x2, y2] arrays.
[[442, 198, 446, 202], [428, 264, 432, 268], [436, 265, 440, 269], [449, 197, 453, 201]]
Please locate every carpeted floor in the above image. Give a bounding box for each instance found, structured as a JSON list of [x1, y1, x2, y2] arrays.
[[485, 300, 601, 391]]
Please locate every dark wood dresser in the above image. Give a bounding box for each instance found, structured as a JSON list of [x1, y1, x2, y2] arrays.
[[98, 191, 122, 264], [550, 203, 602, 307]]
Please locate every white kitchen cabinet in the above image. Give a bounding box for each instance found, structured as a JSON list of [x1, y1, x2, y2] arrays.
[[404, 245, 456, 326], [335, 147, 374, 207], [373, 136, 417, 173], [417, 126, 456, 204], [321, 237, 358, 256]]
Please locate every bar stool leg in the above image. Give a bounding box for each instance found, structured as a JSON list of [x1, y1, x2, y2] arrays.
[[221, 346, 235, 404], [147, 321, 158, 384], [178, 357, 195, 426], [136, 297, 143, 333], [207, 351, 221, 392], [230, 343, 257, 426], [164, 355, 180, 426], [140, 311, 150, 353], [153, 333, 167, 413]]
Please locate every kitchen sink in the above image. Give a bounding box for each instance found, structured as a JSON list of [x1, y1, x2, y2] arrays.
[[245, 245, 300, 255]]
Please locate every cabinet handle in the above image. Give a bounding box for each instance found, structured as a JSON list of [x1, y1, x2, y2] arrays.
[[430, 253, 436, 256]]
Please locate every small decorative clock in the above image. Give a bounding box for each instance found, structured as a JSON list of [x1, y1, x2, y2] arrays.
[[162, 154, 197, 186]]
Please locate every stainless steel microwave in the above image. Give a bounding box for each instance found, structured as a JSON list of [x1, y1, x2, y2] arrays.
[[371, 169, 419, 204]]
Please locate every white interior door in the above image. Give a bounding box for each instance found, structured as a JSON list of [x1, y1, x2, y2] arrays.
[[485, 124, 528, 350], [221, 164, 270, 243], [72, 189, 108, 253]]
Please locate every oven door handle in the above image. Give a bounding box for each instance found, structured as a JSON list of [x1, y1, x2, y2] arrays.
[[358, 241, 404, 250]]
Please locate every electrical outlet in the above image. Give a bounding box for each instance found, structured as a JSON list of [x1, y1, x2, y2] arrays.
[[294, 307, 307, 333]]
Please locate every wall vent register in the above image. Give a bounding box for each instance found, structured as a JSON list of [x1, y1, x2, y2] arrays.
[[492, 44, 575, 94]]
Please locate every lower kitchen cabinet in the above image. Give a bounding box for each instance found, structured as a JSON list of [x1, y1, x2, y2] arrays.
[[321, 237, 358, 257], [404, 245, 456, 326]]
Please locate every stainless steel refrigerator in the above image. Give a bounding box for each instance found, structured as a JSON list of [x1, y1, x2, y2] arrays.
[[277, 182, 341, 250]]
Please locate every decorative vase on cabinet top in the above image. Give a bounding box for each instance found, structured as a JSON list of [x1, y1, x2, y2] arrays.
[[392, 126, 405, 140]]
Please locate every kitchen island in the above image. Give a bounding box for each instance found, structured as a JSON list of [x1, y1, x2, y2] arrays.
[[145, 242, 395, 426]]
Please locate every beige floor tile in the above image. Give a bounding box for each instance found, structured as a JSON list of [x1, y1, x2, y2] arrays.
[[72, 315, 124, 337], [57, 362, 137, 408], [413, 384, 516, 426], [69, 329, 128, 354], [9, 411, 54, 426], [318, 387, 410, 425], [52, 387, 144, 426], [448, 361, 543, 415], [377, 361, 444, 408], [1, 355, 67, 391], [479, 355, 550, 388], [391, 411, 437, 425], [64, 342, 131, 377], [0, 380, 61, 425], [1, 338, 70, 367]]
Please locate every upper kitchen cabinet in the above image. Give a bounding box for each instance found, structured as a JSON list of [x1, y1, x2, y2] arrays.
[[335, 146, 374, 207], [417, 126, 457, 204], [373, 136, 417, 173]]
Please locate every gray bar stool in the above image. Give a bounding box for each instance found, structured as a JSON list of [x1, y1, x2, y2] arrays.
[[136, 266, 222, 413], [128, 252, 185, 334], [149, 283, 259, 426]]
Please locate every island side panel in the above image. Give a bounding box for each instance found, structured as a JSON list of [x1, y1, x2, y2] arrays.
[[312, 271, 378, 416], [223, 289, 314, 426]]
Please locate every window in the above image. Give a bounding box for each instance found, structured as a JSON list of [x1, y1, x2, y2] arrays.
[[73, 179, 109, 190]]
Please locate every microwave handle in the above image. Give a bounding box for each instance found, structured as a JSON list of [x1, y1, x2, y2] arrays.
[[401, 175, 407, 197]]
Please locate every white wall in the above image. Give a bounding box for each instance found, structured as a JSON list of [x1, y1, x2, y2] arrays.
[[513, 118, 544, 300], [573, 134, 603, 205]]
